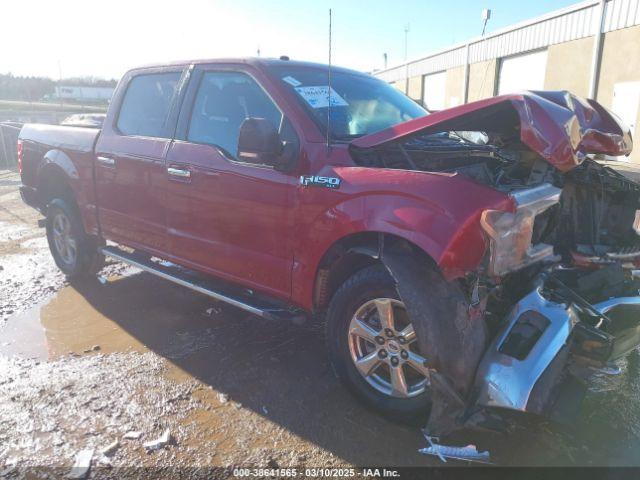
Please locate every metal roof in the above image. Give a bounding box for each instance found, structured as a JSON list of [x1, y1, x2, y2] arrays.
[[375, 0, 640, 82]]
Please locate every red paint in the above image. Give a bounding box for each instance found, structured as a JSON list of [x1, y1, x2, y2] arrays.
[[94, 127, 171, 253], [19, 123, 101, 236], [17, 59, 632, 312], [164, 140, 295, 298]]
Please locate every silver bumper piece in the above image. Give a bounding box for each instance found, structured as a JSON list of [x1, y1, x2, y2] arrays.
[[474, 288, 640, 412]]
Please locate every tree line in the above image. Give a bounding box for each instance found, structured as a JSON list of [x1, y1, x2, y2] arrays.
[[0, 73, 118, 102]]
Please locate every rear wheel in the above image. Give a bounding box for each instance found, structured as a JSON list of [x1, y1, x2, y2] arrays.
[[46, 198, 104, 278], [326, 265, 431, 423]]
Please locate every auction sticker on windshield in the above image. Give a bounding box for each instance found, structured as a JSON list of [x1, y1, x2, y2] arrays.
[[282, 76, 302, 87], [294, 86, 348, 108]]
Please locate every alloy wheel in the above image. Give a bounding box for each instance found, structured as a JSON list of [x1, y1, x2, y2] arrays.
[[52, 212, 77, 266], [348, 298, 430, 398]]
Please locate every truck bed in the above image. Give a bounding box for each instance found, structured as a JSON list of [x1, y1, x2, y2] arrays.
[[19, 123, 101, 235], [20, 123, 99, 155]]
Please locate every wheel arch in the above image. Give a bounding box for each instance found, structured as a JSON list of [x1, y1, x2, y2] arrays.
[[312, 231, 437, 314], [36, 150, 79, 211]]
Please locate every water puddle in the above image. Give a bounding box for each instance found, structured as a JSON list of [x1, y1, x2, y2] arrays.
[[0, 301, 49, 359], [1, 281, 146, 360], [0, 271, 216, 361]]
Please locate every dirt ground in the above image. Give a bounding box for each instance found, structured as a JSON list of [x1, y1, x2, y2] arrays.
[[2, 169, 640, 477]]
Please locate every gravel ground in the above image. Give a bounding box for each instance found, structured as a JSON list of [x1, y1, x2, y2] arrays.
[[0, 353, 200, 469], [0, 171, 63, 321]]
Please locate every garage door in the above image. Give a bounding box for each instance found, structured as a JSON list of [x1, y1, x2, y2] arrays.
[[422, 71, 447, 111], [610, 81, 640, 161], [497, 50, 548, 96]]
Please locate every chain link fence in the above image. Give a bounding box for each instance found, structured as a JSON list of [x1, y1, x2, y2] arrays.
[[0, 122, 22, 169]]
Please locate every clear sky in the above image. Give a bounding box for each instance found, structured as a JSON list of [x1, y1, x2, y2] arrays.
[[1, 0, 578, 80]]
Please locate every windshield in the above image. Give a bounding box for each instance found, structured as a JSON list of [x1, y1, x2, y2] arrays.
[[272, 65, 427, 140]]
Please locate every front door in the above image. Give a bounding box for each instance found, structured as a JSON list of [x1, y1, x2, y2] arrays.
[[165, 69, 297, 300], [94, 68, 183, 254]]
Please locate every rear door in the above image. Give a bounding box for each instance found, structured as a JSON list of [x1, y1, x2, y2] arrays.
[[164, 66, 298, 299], [94, 67, 184, 254]]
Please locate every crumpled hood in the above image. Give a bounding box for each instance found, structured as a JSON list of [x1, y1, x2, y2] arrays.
[[350, 91, 633, 172]]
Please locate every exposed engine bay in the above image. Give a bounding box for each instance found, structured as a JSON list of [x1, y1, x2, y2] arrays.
[[349, 91, 640, 437], [352, 130, 640, 272]]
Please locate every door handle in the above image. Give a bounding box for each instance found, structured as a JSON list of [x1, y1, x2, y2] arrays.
[[97, 156, 115, 167], [167, 167, 191, 179]]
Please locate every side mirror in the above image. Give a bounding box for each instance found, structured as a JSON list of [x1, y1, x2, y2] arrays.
[[237, 118, 282, 166]]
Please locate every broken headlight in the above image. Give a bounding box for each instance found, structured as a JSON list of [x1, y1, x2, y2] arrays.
[[480, 183, 561, 277]]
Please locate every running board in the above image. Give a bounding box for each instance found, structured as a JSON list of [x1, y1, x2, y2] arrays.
[[99, 246, 306, 323]]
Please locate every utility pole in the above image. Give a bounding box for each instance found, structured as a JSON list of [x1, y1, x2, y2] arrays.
[[466, 8, 492, 104], [404, 24, 410, 94]]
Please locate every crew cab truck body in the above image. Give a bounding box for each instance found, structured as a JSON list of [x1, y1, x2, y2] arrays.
[[18, 58, 640, 434]]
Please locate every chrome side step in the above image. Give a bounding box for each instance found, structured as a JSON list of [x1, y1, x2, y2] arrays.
[[99, 246, 305, 323]]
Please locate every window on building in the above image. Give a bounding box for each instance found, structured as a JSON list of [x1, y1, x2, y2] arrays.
[[497, 50, 548, 95], [116, 72, 181, 138], [422, 71, 447, 111], [188, 71, 283, 159]]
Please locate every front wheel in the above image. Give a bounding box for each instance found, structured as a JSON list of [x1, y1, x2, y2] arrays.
[[46, 198, 104, 279], [326, 265, 431, 423]]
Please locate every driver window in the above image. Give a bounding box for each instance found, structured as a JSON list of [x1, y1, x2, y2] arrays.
[[188, 71, 283, 159]]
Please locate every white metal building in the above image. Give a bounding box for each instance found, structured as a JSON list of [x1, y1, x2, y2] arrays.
[[374, 0, 640, 161]]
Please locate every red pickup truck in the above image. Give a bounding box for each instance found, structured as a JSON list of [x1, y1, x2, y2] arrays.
[[18, 57, 640, 434]]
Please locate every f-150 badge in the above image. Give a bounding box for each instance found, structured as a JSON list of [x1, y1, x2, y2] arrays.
[[299, 175, 341, 189]]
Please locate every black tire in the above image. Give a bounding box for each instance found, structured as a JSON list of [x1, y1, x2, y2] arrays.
[[46, 198, 104, 279], [326, 264, 431, 424]]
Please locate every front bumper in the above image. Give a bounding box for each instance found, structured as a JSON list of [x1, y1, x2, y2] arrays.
[[474, 275, 640, 415]]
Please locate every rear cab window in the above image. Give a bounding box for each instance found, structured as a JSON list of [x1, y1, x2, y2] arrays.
[[116, 72, 181, 138]]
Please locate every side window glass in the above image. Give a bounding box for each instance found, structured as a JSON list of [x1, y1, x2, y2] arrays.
[[187, 71, 283, 160], [116, 72, 181, 138]]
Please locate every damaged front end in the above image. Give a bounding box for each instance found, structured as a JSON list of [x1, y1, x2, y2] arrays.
[[469, 135, 640, 427], [468, 157, 640, 432], [350, 91, 640, 434], [474, 269, 640, 417]]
